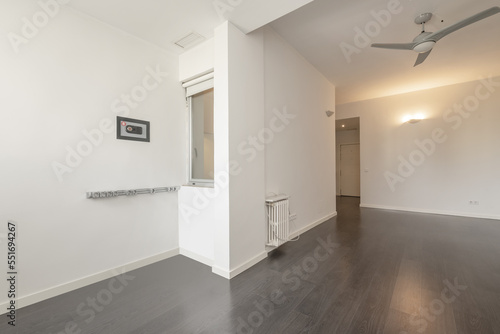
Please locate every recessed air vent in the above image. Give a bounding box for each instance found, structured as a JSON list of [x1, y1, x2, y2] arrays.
[[174, 32, 206, 49]]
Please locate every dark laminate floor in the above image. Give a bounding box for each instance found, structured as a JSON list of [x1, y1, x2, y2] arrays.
[[3, 197, 500, 334]]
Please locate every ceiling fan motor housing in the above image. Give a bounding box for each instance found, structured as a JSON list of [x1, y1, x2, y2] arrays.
[[412, 32, 435, 53], [413, 41, 435, 53]]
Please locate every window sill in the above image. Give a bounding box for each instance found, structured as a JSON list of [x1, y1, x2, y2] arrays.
[[183, 182, 214, 188]]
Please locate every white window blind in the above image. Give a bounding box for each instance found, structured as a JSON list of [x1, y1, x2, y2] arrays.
[[182, 72, 214, 97]]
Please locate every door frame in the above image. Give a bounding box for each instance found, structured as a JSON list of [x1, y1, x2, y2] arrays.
[[339, 143, 360, 197]]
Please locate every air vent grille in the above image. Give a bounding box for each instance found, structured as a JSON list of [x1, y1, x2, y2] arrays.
[[174, 32, 206, 49]]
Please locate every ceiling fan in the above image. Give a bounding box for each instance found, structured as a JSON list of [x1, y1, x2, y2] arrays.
[[371, 6, 500, 66]]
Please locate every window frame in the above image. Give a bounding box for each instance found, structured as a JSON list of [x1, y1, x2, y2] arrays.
[[186, 79, 214, 187]]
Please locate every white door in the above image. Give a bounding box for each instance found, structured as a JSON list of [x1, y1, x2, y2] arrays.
[[340, 144, 360, 197]]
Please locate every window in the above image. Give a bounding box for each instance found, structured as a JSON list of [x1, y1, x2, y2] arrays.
[[188, 85, 214, 185]]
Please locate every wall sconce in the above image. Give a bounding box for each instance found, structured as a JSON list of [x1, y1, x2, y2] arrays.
[[402, 113, 425, 124], [325, 110, 334, 117]]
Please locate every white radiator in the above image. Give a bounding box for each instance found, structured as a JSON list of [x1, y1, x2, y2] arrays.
[[266, 195, 290, 247]]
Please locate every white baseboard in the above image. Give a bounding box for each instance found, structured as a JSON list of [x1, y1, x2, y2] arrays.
[[211, 265, 230, 279], [360, 203, 500, 221], [212, 251, 268, 280], [289, 211, 337, 239], [0, 248, 179, 315], [179, 248, 213, 267], [212, 212, 339, 280]]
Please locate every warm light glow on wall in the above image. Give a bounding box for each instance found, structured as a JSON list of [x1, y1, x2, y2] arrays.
[[402, 113, 425, 124]]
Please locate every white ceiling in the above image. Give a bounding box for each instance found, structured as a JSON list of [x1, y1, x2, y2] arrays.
[[67, 0, 224, 53], [270, 0, 500, 104], [66, 0, 500, 105], [67, 0, 312, 52]]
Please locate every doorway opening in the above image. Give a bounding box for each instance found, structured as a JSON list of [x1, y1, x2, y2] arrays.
[[336, 117, 360, 198]]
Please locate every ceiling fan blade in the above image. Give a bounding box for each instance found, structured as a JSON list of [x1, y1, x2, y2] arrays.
[[426, 6, 500, 42], [371, 43, 415, 50], [414, 50, 432, 67]]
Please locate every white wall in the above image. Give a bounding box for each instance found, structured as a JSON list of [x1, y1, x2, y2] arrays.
[[178, 23, 268, 278], [211, 21, 268, 278], [178, 24, 337, 278], [178, 38, 214, 82], [336, 77, 500, 219], [0, 3, 185, 309], [178, 38, 216, 266], [226, 24, 266, 275], [178, 187, 215, 265], [264, 27, 337, 235], [212, 22, 232, 275], [336, 129, 360, 195]]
